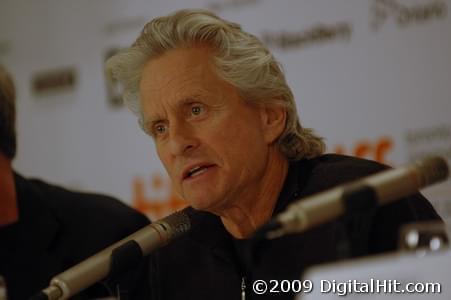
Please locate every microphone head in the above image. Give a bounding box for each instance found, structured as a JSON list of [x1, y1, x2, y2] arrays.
[[159, 208, 191, 239], [415, 156, 449, 187]]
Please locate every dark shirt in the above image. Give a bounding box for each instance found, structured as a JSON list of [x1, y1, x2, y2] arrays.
[[147, 154, 441, 300], [0, 173, 150, 300]]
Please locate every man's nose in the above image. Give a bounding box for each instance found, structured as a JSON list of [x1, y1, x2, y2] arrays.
[[168, 121, 199, 156]]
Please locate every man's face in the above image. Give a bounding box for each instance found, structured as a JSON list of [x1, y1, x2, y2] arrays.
[[139, 46, 275, 213]]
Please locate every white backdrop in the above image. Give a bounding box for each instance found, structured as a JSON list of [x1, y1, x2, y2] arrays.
[[1, 0, 450, 221]]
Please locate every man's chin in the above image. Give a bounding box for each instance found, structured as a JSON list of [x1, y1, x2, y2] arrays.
[[188, 197, 222, 213], [190, 201, 213, 211]]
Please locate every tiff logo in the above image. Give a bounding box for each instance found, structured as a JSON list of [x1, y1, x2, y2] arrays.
[[371, 0, 448, 30]]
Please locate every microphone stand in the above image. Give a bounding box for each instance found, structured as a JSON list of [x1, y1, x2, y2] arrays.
[[105, 240, 145, 300], [334, 184, 378, 259], [31, 240, 144, 300]]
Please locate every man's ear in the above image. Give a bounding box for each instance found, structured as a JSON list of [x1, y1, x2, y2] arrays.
[[260, 103, 286, 144]]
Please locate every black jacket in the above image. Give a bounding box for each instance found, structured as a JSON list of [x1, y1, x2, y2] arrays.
[[147, 154, 441, 300], [0, 173, 150, 300]]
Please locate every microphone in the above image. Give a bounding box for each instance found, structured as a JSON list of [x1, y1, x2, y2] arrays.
[[258, 156, 449, 239], [33, 208, 191, 300]]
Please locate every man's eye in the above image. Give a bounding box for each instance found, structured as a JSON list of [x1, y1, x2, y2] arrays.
[[191, 104, 204, 116], [154, 124, 167, 135]]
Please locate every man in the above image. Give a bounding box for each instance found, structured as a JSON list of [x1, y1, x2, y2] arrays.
[[107, 9, 441, 299], [0, 64, 150, 299]]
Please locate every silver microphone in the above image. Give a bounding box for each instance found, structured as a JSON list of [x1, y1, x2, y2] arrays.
[[37, 209, 191, 300], [261, 156, 449, 239]]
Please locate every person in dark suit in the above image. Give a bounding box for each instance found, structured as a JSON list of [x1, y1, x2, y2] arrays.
[[0, 64, 150, 300]]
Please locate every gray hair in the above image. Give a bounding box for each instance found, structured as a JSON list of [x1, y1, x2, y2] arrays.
[[107, 9, 325, 160]]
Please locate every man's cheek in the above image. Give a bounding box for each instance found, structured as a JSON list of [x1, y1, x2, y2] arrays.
[[157, 151, 172, 174]]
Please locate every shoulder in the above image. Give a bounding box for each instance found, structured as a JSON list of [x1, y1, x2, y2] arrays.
[[17, 174, 150, 258], [295, 154, 389, 194], [30, 177, 148, 229], [307, 153, 388, 177]]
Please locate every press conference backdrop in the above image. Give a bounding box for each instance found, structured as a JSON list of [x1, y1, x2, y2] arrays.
[[1, 0, 450, 223]]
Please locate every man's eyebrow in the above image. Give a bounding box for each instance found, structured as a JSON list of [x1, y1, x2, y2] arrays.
[[168, 95, 206, 113], [142, 94, 206, 126], [141, 114, 165, 133], [144, 116, 165, 127], [178, 94, 204, 105]]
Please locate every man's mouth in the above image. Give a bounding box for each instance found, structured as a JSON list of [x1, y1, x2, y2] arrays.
[[183, 164, 214, 180]]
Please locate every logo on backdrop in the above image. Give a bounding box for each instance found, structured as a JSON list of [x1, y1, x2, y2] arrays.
[[371, 0, 448, 31], [132, 174, 187, 220], [405, 124, 451, 162], [104, 47, 125, 109], [262, 22, 352, 51], [333, 136, 394, 165], [31, 67, 77, 95]]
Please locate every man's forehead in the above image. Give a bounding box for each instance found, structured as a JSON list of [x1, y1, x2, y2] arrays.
[[139, 48, 226, 109], [140, 75, 211, 110], [141, 47, 214, 81], [140, 51, 214, 98]]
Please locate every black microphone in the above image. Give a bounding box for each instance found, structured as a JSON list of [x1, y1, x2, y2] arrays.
[[33, 208, 191, 300], [258, 156, 449, 239]]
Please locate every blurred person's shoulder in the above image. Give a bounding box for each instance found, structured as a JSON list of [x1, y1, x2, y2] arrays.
[[14, 172, 149, 258]]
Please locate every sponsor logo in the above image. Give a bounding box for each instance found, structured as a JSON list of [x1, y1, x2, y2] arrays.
[[371, 0, 448, 30], [334, 136, 394, 165], [262, 22, 352, 50], [405, 124, 451, 161], [132, 174, 187, 220], [31, 67, 77, 95], [104, 47, 125, 108]]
